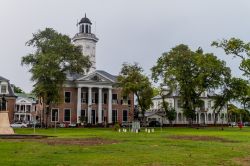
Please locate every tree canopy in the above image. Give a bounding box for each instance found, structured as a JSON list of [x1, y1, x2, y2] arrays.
[[21, 28, 91, 126], [152, 44, 231, 124], [13, 86, 25, 93], [212, 38, 250, 77], [117, 63, 154, 120]]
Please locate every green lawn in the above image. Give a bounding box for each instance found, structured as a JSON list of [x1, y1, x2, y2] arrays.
[[0, 127, 250, 166]]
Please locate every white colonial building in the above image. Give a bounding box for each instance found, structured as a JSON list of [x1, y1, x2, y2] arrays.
[[14, 93, 38, 123], [147, 89, 228, 125]]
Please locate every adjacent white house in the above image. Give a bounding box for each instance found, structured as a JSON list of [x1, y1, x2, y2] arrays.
[[14, 93, 38, 123], [146, 89, 228, 125]]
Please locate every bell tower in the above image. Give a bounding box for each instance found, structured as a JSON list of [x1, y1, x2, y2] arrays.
[[72, 14, 98, 73]]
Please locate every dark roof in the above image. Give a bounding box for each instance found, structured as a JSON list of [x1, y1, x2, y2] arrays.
[[0, 76, 9, 81], [79, 14, 92, 25], [96, 70, 117, 82], [0, 76, 16, 97]]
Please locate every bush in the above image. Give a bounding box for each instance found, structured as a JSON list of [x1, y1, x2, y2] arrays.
[[113, 123, 120, 131]]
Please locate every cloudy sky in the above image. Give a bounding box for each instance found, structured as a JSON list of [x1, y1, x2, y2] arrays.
[[1, 0, 250, 92]]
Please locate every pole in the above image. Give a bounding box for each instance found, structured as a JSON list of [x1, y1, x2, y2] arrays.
[[33, 115, 36, 134], [54, 112, 57, 133]]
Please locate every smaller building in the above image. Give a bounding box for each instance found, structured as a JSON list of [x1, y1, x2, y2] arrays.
[[14, 93, 41, 123], [147, 89, 228, 125], [0, 76, 16, 123]]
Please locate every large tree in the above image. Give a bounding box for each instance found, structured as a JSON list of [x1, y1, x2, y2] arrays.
[[212, 38, 250, 114], [161, 93, 176, 126], [212, 38, 250, 77], [152, 44, 231, 125], [117, 63, 154, 124], [22, 28, 91, 127], [212, 77, 249, 125]]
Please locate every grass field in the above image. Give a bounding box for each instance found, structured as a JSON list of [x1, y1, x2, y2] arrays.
[[0, 127, 250, 166]]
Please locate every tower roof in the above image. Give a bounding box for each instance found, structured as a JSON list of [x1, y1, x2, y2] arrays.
[[79, 14, 92, 25]]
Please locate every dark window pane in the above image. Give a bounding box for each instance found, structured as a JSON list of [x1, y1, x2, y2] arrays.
[[65, 92, 71, 103], [52, 109, 59, 122], [112, 110, 117, 123], [123, 110, 128, 122], [104, 93, 107, 104], [64, 109, 70, 121]]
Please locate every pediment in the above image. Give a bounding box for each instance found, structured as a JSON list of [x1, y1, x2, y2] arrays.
[[77, 71, 115, 83], [16, 98, 32, 104]]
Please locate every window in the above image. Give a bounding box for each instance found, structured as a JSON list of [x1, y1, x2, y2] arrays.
[[102, 110, 104, 121], [21, 105, 25, 111], [103, 93, 107, 104], [64, 92, 71, 103], [81, 92, 87, 103], [81, 110, 86, 117], [208, 101, 212, 108], [64, 109, 71, 122], [85, 25, 88, 33], [112, 110, 118, 123], [122, 96, 128, 105], [123, 110, 128, 122], [112, 94, 118, 104], [1, 85, 7, 94], [51, 109, 59, 122], [177, 99, 182, 108], [27, 105, 31, 112], [92, 92, 98, 104]]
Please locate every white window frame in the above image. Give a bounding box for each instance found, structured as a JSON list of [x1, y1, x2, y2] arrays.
[[63, 108, 71, 123], [0, 82, 8, 94], [51, 108, 59, 122]]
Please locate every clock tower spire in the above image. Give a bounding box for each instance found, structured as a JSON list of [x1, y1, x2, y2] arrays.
[[72, 14, 98, 73]]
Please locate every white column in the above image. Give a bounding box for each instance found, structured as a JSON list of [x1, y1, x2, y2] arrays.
[[108, 88, 112, 124], [176, 112, 179, 124], [88, 87, 92, 124], [98, 87, 103, 124], [196, 114, 198, 124], [77, 87, 81, 123]]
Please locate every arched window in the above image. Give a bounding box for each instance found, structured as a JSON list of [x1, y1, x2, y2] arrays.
[[81, 25, 84, 33], [178, 113, 182, 121], [208, 113, 212, 121], [85, 25, 88, 33]]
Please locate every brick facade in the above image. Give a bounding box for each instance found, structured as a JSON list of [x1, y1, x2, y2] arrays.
[[48, 86, 134, 126]]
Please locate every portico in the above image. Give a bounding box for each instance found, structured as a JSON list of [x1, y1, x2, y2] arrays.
[[76, 84, 113, 125]]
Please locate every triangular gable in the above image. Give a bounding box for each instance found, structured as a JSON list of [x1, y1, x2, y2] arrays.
[[16, 97, 34, 104], [77, 71, 115, 83]]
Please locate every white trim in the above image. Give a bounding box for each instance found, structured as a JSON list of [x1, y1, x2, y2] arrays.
[[51, 108, 59, 122], [0, 82, 8, 94], [63, 108, 71, 123], [77, 71, 115, 83]]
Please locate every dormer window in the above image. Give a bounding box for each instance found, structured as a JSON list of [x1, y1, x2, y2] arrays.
[[0, 82, 8, 94], [1, 85, 7, 94]]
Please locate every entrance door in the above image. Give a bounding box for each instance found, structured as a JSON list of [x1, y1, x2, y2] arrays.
[[92, 110, 96, 125]]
